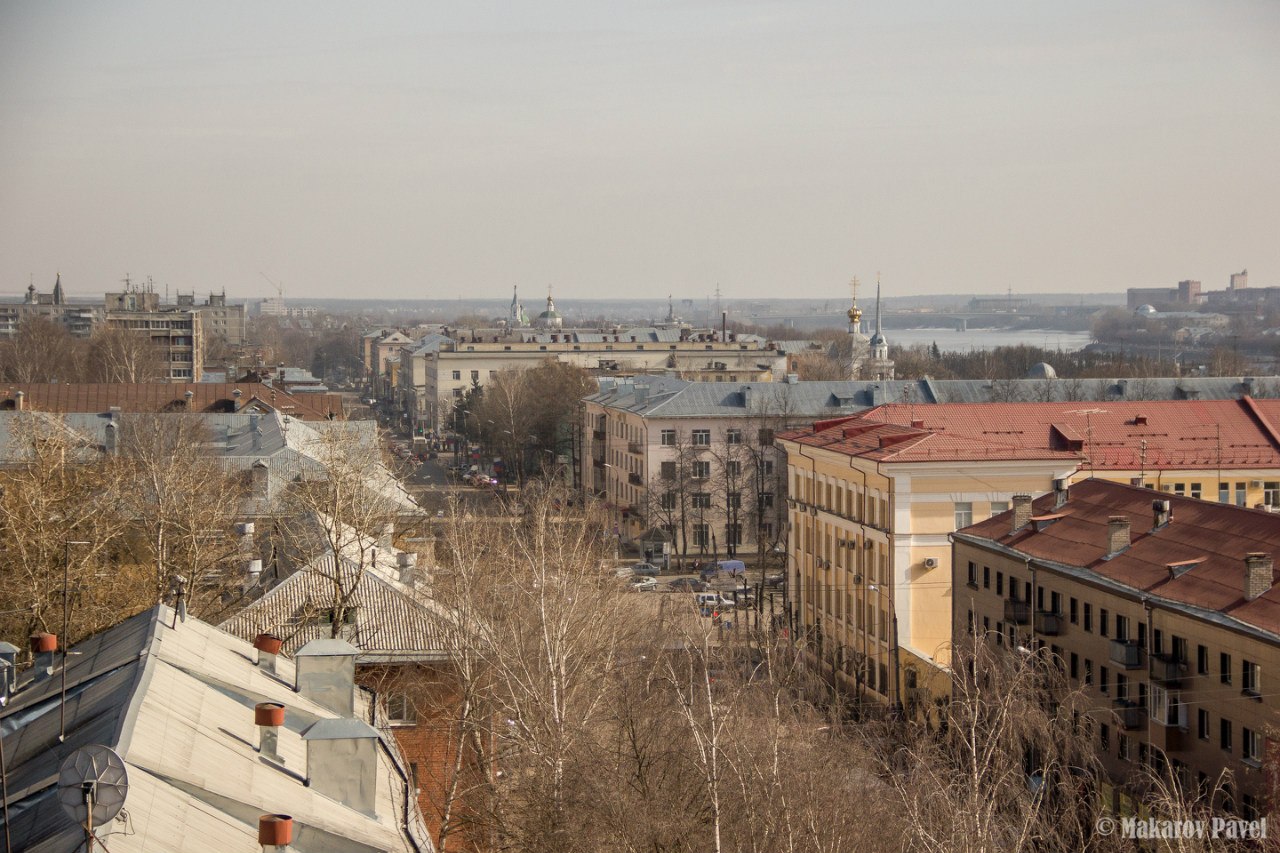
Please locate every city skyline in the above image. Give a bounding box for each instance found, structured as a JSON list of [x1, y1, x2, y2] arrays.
[[2, 1, 1277, 301]]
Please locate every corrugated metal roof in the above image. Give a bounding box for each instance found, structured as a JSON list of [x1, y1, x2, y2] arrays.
[[0, 605, 432, 853], [959, 479, 1280, 638], [219, 552, 459, 660], [587, 376, 1280, 421]]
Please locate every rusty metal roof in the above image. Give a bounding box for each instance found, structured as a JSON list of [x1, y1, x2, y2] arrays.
[[783, 397, 1280, 469], [959, 478, 1280, 636], [0, 382, 345, 421]]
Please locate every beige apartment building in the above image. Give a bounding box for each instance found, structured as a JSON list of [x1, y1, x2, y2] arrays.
[[390, 326, 786, 432], [955, 480, 1280, 817], [777, 397, 1280, 709]]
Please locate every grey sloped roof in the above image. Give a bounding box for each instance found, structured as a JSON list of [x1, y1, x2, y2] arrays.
[[0, 605, 431, 853], [587, 375, 1280, 419], [409, 333, 451, 355], [220, 552, 459, 661]]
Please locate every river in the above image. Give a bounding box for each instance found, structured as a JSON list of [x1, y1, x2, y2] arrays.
[[888, 327, 1094, 353]]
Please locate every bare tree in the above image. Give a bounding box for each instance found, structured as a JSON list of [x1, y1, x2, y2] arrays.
[[0, 414, 133, 645], [282, 421, 419, 636], [109, 414, 248, 616], [86, 326, 166, 383], [0, 317, 84, 382]]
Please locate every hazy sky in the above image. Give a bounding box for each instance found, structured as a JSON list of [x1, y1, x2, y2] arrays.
[[2, 1, 1277, 302]]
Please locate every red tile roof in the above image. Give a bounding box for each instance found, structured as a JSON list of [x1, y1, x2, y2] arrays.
[[778, 415, 1081, 464], [0, 383, 345, 422], [796, 398, 1280, 470], [959, 479, 1280, 636]]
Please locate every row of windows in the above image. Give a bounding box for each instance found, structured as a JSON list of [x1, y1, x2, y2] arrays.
[[659, 427, 770, 446], [966, 564, 1264, 696], [792, 469, 888, 528]]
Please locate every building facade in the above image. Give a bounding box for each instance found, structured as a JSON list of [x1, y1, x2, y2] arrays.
[[954, 480, 1280, 817], [777, 397, 1280, 709]]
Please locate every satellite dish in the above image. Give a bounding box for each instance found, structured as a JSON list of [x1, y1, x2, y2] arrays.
[[57, 745, 129, 828]]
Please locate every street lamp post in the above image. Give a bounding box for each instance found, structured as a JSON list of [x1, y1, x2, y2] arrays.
[[61, 539, 90, 742]]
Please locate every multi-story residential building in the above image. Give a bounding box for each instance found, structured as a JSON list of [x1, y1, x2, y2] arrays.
[[177, 290, 247, 345], [776, 397, 1280, 708], [0, 381, 346, 421], [954, 479, 1280, 817], [392, 326, 788, 432]]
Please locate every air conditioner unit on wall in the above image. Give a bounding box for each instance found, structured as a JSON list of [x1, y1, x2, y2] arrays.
[[923, 557, 939, 569]]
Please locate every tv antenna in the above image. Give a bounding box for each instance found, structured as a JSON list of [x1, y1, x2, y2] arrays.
[[57, 745, 128, 851]]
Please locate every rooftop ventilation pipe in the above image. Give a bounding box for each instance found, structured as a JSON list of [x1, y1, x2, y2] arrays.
[[396, 552, 417, 586], [245, 559, 263, 591], [0, 640, 19, 702], [184, 389, 195, 408], [258, 814, 293, 852], [13, 390, 23, 411], [1053, 478, 1069, 509], [104, 420, 118, 454], [1152, 499, 1172, 529], [29, 632, 57, 682], [254, 633, 283, 676], [302, 718, 381, 817], [251, 461, 269, 499], [294, 638, 358, 717], [255, 702, 286, 763]]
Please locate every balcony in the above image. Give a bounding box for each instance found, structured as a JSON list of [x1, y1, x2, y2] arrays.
[[628, 472, 643, 486], [1148, 719, 1188, 753], [1149, 655, 1186, 686], [1033, 610, 1061, 635], [1109, 640, 1146, 670], [1003, 598, 1030, 625], [627, 442, 643, 455], [592, 429, 606, 441], [1112, 699, 1147, 731]]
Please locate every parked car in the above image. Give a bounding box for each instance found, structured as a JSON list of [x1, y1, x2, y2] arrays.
[[764, 572, 786, 588], [629, 577, 659, 592], [695, 592, 736, 615], [715, 559, 747, 577], [614, 566, 636, 579], [667, 578, 709, 592], [630, 562, 660, 577]]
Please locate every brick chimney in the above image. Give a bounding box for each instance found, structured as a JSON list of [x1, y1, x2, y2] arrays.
[[1107, 516, 1131, 556], [1010, 494, 1033, 534], [1245, 553, 1273, 601]]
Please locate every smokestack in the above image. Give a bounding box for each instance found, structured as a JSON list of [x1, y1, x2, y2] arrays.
[[721, 310, 727, 341], [1107, 516, 1131, 556], [254, 633, 283, 676], [294, 638, 358, 717], [255, 702, 285, 763], [302, 718, 381, 817], [1010, 494, 1033, 535], [29, 632, 57, 682], [1053, 478, 1069, 509], [258, 814, 293, 853], [1245, 553, 1274, 601]]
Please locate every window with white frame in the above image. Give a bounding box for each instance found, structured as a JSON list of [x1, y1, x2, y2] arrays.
[[386, 693, 417, 724], [990, 501, 1009, 518], [954, 502, 973, 528], [692, 492, 711, 508], [1149, 684, 1186, 728], [660, 429, 676, 446], [1265, 482, 1280, 508], [726, 428, 742, 445], [692, 429, 711, 446], [692, 460, 711, 479], [725, 460, 742, 478], [660, 492, 677, 510], [693, 523, 710, 547]]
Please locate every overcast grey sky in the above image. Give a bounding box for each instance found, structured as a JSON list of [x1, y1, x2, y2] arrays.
[[2, 1, 1277, 301]]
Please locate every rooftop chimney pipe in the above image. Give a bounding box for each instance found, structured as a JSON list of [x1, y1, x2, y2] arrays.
[[1152, 499, 1172, 529], [303, 718, 381, 817], [294, 638, 358, 717], [1245, 553, 1274, 601], [258, 814, 293, 852], [1053, 478, 1069, 509], [255, 702, 286, 763], [1010, 495, 1033, 535], [254, 633, 283, 676]]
